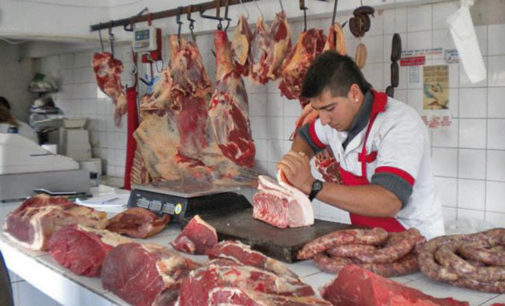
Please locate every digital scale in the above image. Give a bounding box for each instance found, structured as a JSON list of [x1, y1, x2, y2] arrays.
[[128, 181, 251, 222]]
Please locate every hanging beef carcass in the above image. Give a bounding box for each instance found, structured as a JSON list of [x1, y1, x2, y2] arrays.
[[323, 22, 347, 54], [101, 242, 199, 306], [248, 17, 273, 84], [267, 11, 292, 80], [92, 52, 127, 127], [3, 194, 108, 250], [231, 15, 254, 76], [278, 29, 326, 108], [209, 30, 255, 169]]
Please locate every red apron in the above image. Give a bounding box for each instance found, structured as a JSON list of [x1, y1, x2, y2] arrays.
[[338, 91, 406, 232]]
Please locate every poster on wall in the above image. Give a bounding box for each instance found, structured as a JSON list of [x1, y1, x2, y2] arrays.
[[422, 65, 452, 128]]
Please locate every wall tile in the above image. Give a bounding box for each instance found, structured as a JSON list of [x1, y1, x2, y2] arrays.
[[434, 177, 457, 207], [407, 88, 423, 112], [457, 179, 485, 211], [267, 93, 285, 116], [457, 208, 485, 221], [442, 207, 457, 224], [488, 24, 505, 56], [460, 57, 488, 88], [458, 149, 486, 179], [249, 94, 268, 116], [459, 119, 486, 149], [432, 148, 458, 177], [432, 1, 459, 30], [487, 150, 505, 181], [488, 87, 505, 118], [266, 139, 284, 163], [432, 118, 458, 148], [251, 116, 267, 139], [267, 116, 284, 140], [488, 55, 505, 86], [407, 5, 432, 32], [485, 211, 505, 227], [254, 138, 268, 162], [283, 117, 297, 140], [407, 31, 433, 52], [362, 35, 384, 64], [488, 119, 505, 150], [363, 63, 384, 91], [459, 88, 487, 118], [486, 181, 505, 213]]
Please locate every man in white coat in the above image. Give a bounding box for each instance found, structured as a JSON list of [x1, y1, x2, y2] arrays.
[[277, 52, 444, 239]]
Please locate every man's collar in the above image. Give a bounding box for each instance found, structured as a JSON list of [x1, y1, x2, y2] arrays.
[[347, 90, 373, 133]]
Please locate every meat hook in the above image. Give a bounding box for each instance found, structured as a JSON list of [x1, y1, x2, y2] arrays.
[[199, 0, 224, 30], [239, 0, 249, 19], [108, 22, 115, 57], [279, 0, 284, 12], [299, 0, 308, 31], [98, 27, 104, 53], [254, 0, 263, 20], [176, 6, 183, 43], [186, 6, 196, 41], [332, 0, 338, 26], [124, 7, 148, 32], [224, 0, 232, 31]]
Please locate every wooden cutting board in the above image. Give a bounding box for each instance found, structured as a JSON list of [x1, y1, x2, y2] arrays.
[[194, 208, 353, 263]]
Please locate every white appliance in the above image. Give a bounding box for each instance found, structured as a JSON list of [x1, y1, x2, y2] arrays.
[[48, 118, 92, 161], [0, 134, 90, 202]]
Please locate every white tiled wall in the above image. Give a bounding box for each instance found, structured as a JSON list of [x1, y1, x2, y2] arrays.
[[38, 1, 505, 227]]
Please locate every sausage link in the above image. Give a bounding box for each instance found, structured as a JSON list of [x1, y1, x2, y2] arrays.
[[326, 244, 376, 258], [297, 227, 388, 260], [313, 253, 354, 274], [353, 230, 425, 263], [354, 43, 367, 69], [450, 278, 505, 294], [353, 6, 375, 17], [459, 243, 505, 266], [391, 62, 399, 87], [435, 243, 505, 282], [391, 33, 402, 62], [349, 17, 361, 38]]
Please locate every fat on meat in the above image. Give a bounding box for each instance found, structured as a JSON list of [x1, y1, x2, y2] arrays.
[[3, 194, 108, 250], [252, 174, 314, 228], [92, 52, 127, 127], [171, 215, 218, 255], [106, 207, 170, 239], [231, 15, 254, 76]]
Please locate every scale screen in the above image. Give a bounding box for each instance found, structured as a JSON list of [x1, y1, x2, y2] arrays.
[[133, 27, 157, 52]]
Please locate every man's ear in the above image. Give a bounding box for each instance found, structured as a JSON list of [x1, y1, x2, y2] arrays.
[[348, 84, 361, 102]]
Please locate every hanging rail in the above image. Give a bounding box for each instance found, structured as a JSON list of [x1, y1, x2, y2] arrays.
[[90, 0, 328, 32], [90, 0, 253, 32]]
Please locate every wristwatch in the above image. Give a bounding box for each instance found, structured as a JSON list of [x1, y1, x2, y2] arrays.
[[309, 179, 324, 201]]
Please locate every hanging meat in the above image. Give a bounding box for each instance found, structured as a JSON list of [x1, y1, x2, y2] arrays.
[[267, 11, 292, 80], [231, 15, 253, 76], [278, 29, 326, 108], [208, 30, 255, 169], [92, 52, 127, 127], [323, 22, 346, 54], [248, 16, 273, 84]]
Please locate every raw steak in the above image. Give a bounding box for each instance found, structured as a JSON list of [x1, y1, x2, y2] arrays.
[[101, 242, 199, 306], [278, 29, 326, 108], [209, 30, 255, 169], [249, 16, 273, 84], [178, 259, 321, 306], [3, 194, 108, 250], [48, 225, 130, 277], [321, 265, 469, 306], [252, 174, 314, 228], [106, 207, 170, 238], [171, 215, 217, 254], [92, 52, 127, 127], [206, 240, 297, 279], [232, 15, 254, 76]]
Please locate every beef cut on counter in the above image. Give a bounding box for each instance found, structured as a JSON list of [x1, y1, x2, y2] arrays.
[[3, 194, 108, 250], [48, 225, 130, 277], [101, 242, 199, 306], [252, 174, 314, 228], [171, 215, 217, 255], [106, 207, 170, 238], [321, 265, 469, 306], [92, 52, 127, 127]]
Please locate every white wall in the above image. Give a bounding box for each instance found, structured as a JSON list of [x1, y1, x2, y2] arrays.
[[36, 1, 505, 228], [0, 41, 34, 122]]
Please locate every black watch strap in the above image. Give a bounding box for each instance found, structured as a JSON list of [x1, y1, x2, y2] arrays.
[[309, 179, 324, 201]]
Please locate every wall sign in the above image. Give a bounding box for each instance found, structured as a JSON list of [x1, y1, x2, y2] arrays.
[[422, 65, 451, 129]]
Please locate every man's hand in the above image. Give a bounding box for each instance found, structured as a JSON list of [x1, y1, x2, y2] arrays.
[[276, 151, 315, 194]]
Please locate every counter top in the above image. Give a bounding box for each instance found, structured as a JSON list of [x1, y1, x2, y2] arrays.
[[1, 202, 504, 306]]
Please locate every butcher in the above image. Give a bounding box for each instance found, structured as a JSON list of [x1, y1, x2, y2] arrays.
[[277, 51, 444, 239]]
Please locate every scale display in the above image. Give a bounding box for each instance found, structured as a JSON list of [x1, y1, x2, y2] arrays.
[[132, 27, 157, 52]]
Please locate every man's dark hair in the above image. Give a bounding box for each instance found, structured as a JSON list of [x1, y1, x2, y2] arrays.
[[301, 51, 371, 99], [0, 97, 10, 110]]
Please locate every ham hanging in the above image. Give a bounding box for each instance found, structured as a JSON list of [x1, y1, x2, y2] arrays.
[[278, 29, 326, 108], [267, 11, 292, 80], [209, 30, 255, 169], [92, 52, 127, 127], [248, 16, 273, 84], [231, 15, 254, 76]]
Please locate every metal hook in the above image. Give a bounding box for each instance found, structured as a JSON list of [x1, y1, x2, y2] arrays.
[[239, 0, 249, 19], [176, 6, 183, 43], [124, 7, 147, 32], [279, 0, 284, 12], [299, 0, 308, 31], [186, 6, 196, 41], [108, 22, 115, 56], [98, 27, 104, 53], [224, 0, 232, 31], [199, 1, 223, 30], [254, 0, 263, 20], [332, 0, 338, 25]]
